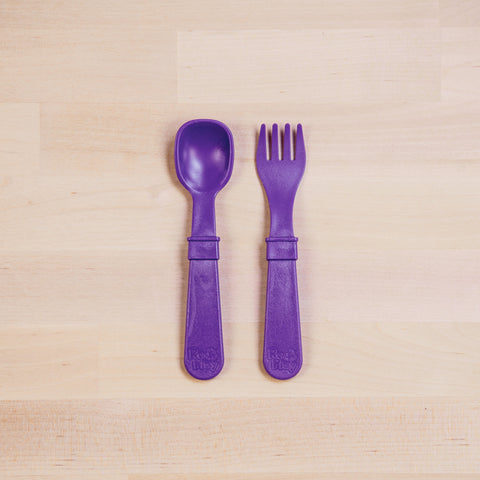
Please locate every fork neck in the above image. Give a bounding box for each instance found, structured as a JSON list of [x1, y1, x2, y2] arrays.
[[269, 200, 294, 237]]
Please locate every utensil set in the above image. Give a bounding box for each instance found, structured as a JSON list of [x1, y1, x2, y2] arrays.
[[175, 119, 305, 381]]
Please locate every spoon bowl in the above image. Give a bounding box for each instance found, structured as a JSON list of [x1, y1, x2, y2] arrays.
[[176, 120, 233, 195]]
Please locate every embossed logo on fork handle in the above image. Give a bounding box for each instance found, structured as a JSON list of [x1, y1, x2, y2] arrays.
[[263, 237, 302, 379]]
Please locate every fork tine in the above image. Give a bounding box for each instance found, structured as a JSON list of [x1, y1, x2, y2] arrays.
[[257, 124, 267, 160], [283, 123, 291, 160], [295, 124, 305, 161], [271, 123, 279, 161]]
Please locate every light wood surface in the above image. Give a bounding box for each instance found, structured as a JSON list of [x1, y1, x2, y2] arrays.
[[1, 0, 480, 477]]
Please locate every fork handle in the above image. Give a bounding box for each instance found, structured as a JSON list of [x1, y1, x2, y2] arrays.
[[263, 237, 302, 380], [184, 236, 224, 380]]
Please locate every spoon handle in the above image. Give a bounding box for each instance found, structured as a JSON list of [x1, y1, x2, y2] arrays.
[[263, 237, 302, 380], [184, 236, 224, 380]]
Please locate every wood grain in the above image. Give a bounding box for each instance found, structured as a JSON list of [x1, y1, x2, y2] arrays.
[[2, 251, 480, 329], [131, 476, 480, 480], [1, 0, 480, 476], [132, 476, 480, 480], [0, 0, 440, 29], [178, 29, 441, 103], [3, 475, 480, 480], [1, 321, 480, 399], [440, 0, 480, 27], [0, 103, 39, 176], [1, 398, 480, 474], [0, 27, 175, 103], [442, 28, 480, 102]]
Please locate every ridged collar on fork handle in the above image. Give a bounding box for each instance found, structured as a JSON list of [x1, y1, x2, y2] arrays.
[[256, 123, 305, 380]]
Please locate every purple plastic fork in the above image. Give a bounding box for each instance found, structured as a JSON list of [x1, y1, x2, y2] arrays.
[[256, 123, 305, 380]]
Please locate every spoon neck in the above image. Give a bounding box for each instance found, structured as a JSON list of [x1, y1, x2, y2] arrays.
[[191, 192, 216, 237]]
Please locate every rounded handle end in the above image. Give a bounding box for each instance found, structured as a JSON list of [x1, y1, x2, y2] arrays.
[[263, 347, 302, 380], [185, 347, 224, 380]]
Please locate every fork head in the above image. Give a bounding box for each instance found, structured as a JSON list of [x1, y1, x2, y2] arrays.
[[256, 123, 306, 197]]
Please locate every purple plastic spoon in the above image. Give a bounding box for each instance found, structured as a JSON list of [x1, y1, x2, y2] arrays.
[[175, 119, 234, 380]]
